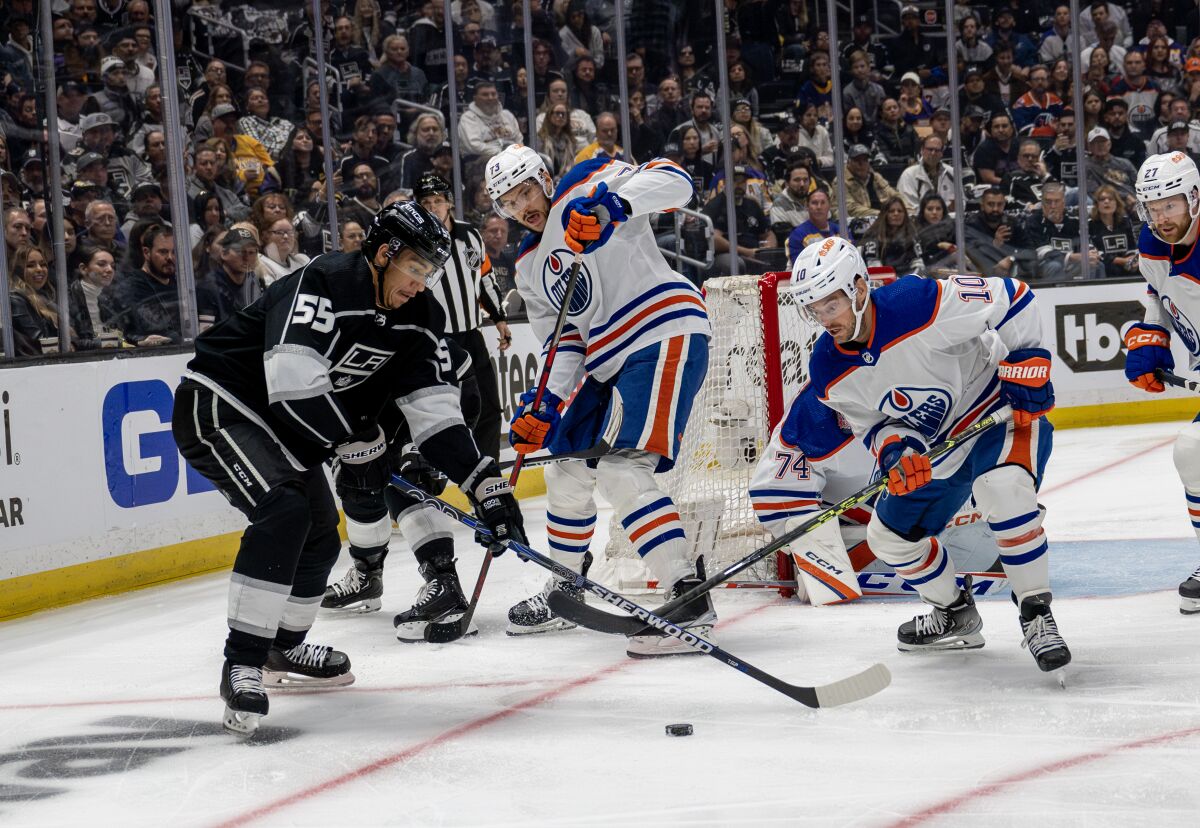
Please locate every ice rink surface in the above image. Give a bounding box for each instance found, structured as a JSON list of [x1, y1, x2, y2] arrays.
[[3, 421, 1200, 827]]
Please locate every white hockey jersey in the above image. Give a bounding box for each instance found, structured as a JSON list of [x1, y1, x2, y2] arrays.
[[1137, 224, 1200, 370], [515, 157, 711, 398], [809, 275, 1043, 478]]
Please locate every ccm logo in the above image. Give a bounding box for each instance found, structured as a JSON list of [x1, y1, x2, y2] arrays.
[[1125, 330, 1169, 348], [804, 550, 844, 576]]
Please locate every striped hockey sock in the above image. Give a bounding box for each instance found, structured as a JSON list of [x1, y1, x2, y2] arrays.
[[621, 493, 691, 586], [992, 506, 1050, 602]]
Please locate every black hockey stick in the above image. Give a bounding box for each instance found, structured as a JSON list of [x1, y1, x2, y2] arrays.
[[392, 477, 891, 708], [551, 405, 1014, 636], [1156, 368, 1200, 393], [423, 252, 585, 643]]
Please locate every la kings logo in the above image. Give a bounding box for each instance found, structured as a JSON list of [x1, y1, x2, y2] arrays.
[[329, 344, 395, 390], [879, 386, 952, 439], [1055, 300, 1146, 372]]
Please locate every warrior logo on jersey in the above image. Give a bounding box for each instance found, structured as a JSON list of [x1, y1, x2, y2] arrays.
[[541, 248, 594, 316], [1161, 294, 1200, 355], [879, 386, 952, 438]]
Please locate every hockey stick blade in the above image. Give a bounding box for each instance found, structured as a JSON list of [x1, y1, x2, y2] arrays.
[[423, 548, 493, 643], [390, 477, 891, 708], [1156, 368, 1200, 394], [554, 405, 1014, 636]]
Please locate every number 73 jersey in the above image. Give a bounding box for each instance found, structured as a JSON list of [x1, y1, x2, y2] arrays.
[[807, 275, 1045, 477]]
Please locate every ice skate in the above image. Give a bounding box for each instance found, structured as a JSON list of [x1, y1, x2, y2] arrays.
[[220, 661, 268, 736], [1016, 592, 1072, 672], [507, 553, 592, 635], [263, 642, 355, 689], [394, 561, 477, 642], [897, 575, 985, 652], [1179, 565, 1200, 615], [321, 559, 383, 613], [626, 557, 718, 659]]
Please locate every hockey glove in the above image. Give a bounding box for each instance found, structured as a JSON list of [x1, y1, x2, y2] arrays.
[[1123, 323, 1173, 394], [334, 426, 390, 496], [509, 387, 563, 454], [878, 434, 932, 497], [463, 460, 527, 556], [562, 181, 629, 254], [998, 347, 1055, 427], [397, 442, 448, 496]]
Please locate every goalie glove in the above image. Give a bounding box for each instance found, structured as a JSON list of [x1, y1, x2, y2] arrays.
[[562, 181, 629, 254], [998, 347, 1055, 427], [509, 387, 563, 454], [463, 459, 527, 557], [1123, 323, 1173, 393], [878, 433, 931, 497]]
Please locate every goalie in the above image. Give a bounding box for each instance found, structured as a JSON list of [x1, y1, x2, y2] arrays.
[[749, 385, 1002, 605]]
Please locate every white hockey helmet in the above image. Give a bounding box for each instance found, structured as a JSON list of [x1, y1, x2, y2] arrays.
[[485, 144, 552, 218], [791, 236, 871, 340], [1136, 152, 1200, 243]]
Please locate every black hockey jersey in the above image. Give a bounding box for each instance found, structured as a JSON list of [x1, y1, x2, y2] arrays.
[[184, 252, 479, 479]]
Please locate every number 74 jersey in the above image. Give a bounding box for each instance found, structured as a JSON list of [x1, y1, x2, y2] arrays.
[[807, 274, 1045, 478]]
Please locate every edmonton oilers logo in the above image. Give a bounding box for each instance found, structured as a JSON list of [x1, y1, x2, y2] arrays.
[[1162, 295, 1200, 356], [880, 386, 952, 439], [542, 248, 594, 316]]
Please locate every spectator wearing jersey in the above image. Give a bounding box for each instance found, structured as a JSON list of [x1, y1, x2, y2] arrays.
[[897, 72, 934, 124], [237, 89, 292, 163], [1022, 181, 1103, 282], [786, 188, 839, 266], [889, 4, 937, 83], [1147, 97, 1200, 154], [1083, 127, 1139, 210], [1039, 5, 1072, 64], [1163, 119, 1200, 168], [1012, 65, 1064, 138], [1042, 109, 1080, 188], [796, 51, 833, 123], [973, 112, 1019, 185], [1001, 138, 1050, 208], [574, 111, 626, 163], [986, 8, 1037, 69], [210, 105, 278, 201], [371, 34, 429, 122], [1088, 184, 1139, 276], [1110, 50, 1160, 136]]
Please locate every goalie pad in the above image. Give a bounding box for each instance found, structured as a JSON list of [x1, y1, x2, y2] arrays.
[[784, 516, 863, 605]]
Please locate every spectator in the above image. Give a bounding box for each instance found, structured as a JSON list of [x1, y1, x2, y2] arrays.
[[1148, 98, 1200, 153], [56, 80, 89, 153], [569, 55, 607, 117], [731, 98, 771, 162], [1082, 23, 1125, 83], [189, 59, 228, 125], [796, 51, 832, 124], [770, 159, 811, 235], [535, 77, 596, 146], [983, 45, 1029, 111], [672, 91, 721, 166], [1039, 5, 1072, 64], [399, 113, 447, 190], [17, 149, 43, 201], [539, 102, 583, 178], [84, 56, 139, 136], [674, 42, 709, 99], [898, 134, 958, 212], [341, 163, 384, 225], [843, 50, 886, 125], [1110, 50, 1160, 136], [188, 144, 249, 222], [1041, 109, 1080, 189], [840, 13, 892, 82], [625, 53, 656, 101], [237, 88, 292, 163], [1022, 181, 1104, 282], [4, 206, 30, 263], [277, 127, 323, 202], [1012, 65, 1065, 138], [626, 89, 663, 164], [210, 105, 277, 200], [259, 218, 309, 284], [330, 15, 374, 116], [191, 83, 235, 146], [964, 186, 1021, 276], [103, 223, 180, 345], [558, 1, 604, 71], [1001, 138, 1051, 208], [199, 227, 263, 324], [83, 200, 124, 257], [890, 4, 937, 83], [959, 65, 1005, 121], [677, 125, 715, 193], [1164, 119, 1200, 167], [648, 76, 688, 136], [858, 196, 924, 274], [1081, 89, 1106, 136], [987, 8, 1037, 68], [339, 220, 367, 253], [189, 189, 226, 248], [574, 111, 625, 164], [68, 243, 117, 346], [956, 15, 993, 71], [481, 212, 517, 299], [1101, 97, 1147, 167], [898, 72, 934, 125], [916, 193, 957, 270], [704, 166, 774, 277], [1084, 127, 1139, 209], [795, 103, 833, 169], [528, 38, 565, 107], [761, 113, 804, 184], [1079, 2, 1132, 51], [337, 116, 390, 180], [1088, 184, 1139, 276], [786, 188, 839, 265], [1181, 58, 1200, 110], [8, 245, 62, 354], [458, 81, 522, 158], [249, 193, 294, 239], [834, 144, 901, 220], [875, 98, 919, 170], [725, 62, 759, 119], [973, 112, 1019, 185], [121, 182, 164, 239], [108, 26, 154, 96], [842, 106, 874, 156], [371, 34, 429, 122], [708, 124, 771, 209]]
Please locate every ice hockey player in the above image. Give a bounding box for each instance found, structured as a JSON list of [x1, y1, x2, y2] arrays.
[[171, 202, 526, 734], [1127, 151, 1200, 614], [749, 384, 1002, 604], [321, 345, 484, 643], [790, 236, 1071, 672], [484, 144, 712, 657]]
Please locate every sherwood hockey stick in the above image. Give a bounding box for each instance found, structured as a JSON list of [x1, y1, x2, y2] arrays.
[[552, 405, 1015, 636], [392, 476, 892, 708], [1157, 368, 1200, 393], [424, 252, 585, 643]]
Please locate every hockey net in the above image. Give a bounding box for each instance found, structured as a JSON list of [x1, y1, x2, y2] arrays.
[[594, 272, 822, 594]]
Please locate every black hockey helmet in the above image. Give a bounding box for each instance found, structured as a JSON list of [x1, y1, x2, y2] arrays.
[[364, 200, 452, 290], [414, 172, 452, 202]]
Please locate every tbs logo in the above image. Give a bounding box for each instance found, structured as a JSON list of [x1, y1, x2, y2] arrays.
[[1055, 301, 1146, 372]]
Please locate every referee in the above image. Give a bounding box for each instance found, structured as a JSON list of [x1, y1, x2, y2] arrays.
[[414, 172, 511, 461]]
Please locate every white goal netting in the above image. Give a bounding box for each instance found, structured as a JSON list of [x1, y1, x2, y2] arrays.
[[593, 273, 823, 593]]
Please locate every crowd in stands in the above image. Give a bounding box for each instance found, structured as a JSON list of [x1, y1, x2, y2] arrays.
[[3, 1, 1200, 358]]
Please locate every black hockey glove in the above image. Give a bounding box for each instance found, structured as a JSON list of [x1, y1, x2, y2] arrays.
[[333, 426, 390, 496], [396, 442, 448, 496], [463, 459, 527, 557]]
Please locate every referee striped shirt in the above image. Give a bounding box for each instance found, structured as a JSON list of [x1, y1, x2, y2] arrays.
[[432, 220, 506, 334]]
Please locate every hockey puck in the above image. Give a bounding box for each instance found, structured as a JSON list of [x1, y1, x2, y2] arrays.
[[665, 723, 693, 737]]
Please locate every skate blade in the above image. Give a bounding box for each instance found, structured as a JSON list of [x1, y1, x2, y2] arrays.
[[261, 669, 356, 691], [505, 618, 577, 636], [897, 633, 986, 652], [396, 619, 479, 643], [223, 706, 263, 736], [1180, 596, 1200, 615], [625, 625, 715, 659], [320, 597, 382, 614]]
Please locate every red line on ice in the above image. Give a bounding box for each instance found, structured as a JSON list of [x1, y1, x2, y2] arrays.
[[212, 602, 775, 828], [1039, 435, 1176, 497], [887, 724, 1200, 827]]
